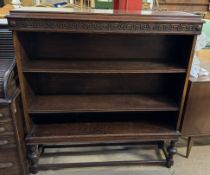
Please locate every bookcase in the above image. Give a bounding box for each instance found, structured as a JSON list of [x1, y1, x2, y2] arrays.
[[7, 8, 203, 174]]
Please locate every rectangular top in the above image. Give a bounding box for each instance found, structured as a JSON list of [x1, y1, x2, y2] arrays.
[[7, 7, 203, 34], [11, 7, 197, 17]]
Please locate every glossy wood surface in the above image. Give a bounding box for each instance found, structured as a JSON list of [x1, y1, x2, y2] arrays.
[[29, 94, 179, 113], [23, 60, 186, 74]]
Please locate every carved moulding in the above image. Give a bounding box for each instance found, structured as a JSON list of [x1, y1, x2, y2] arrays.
[[8, 19, 202, 34]]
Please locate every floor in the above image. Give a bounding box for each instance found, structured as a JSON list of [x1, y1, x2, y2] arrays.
[[36, 137, 210, 175]]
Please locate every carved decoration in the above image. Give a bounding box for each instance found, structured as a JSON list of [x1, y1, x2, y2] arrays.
[[8, 19, 202, 34]]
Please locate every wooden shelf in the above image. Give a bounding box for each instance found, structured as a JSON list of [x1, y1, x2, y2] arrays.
[[26, 120, 179, 144], [29, 94, 179, 114], [23, 60, 186, 74]]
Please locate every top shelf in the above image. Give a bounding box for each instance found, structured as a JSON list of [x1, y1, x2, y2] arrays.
[[10, 7, 197, 17], [22, 60, 186, 74]]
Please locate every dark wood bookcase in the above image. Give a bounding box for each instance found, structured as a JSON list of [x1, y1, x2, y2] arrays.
[[7, 8, 203, 174]]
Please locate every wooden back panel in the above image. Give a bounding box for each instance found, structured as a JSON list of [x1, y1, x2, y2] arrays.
[[25, 73, 185, 98], [18, 32, 193, 65]]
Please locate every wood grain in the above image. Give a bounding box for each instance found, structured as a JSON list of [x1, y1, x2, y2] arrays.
[[29, 94, 179, 113]]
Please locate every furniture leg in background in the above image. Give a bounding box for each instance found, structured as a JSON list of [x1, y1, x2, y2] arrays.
[[181, 62, 210, 158], [186, 137, 194, 158]]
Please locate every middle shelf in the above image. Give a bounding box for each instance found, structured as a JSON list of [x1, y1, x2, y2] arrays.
[[29, 94, 179, 114], [22, 60, 186, 74]]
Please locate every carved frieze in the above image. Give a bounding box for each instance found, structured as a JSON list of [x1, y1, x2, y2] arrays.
[[8, 19, 202, 34]]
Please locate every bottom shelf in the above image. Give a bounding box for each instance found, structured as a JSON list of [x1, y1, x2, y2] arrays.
[[26, 114, 180, 144]]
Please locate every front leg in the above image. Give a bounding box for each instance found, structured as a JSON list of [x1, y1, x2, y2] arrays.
[[28, 145, 40, 174], [166, 141, 177, 168]]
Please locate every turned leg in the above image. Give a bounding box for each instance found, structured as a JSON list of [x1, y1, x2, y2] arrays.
[[166, 141, 177, 168], [186, 137, 194, 158], [28, 145, 40, 174]]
